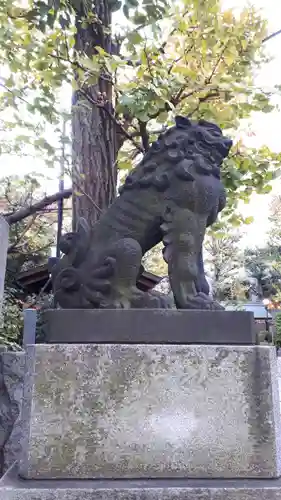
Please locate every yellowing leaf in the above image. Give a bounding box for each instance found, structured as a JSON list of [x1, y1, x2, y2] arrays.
[[95, 46, 108, 56], [224, 52, 236, 66], [223, 10, 233, 24], [244, 216, 254, 225], [172, 65, 197, 78], [71, 78, 78, 90]]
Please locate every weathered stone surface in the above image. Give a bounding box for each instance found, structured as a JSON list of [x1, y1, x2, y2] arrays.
[[0, 216, 8, 314], [43, 309, 256, 345], [0, 351, 25, 477], [278, 358, 281, 412], [0, 348, 13, 476], [3, 465, 281, 499], [2, 352, 25, 473], [3, 486, 281, 500], [20, 344, 281, 480]]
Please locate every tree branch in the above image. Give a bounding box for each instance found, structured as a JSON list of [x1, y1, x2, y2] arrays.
[[147, 88, 204, 121], [0, 81, 31, 107], [73, 184, 102, 214], [262, 29, 281, 44], [78, 88, 144, 152], [143, 45, 154, 80], [205, 42, 229, 85], [4, 189, 72, 225], [187, 91, 220, 117], [139, 121, 150, 152], [7, 214, 37, 253]]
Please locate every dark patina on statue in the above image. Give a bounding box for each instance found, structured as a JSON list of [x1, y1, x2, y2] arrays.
[[52, 116, 232, 310]]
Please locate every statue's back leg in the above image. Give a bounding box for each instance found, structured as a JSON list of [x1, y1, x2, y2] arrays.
[[100, 238, 172, 309], [93, 238, 143, 308], [53, 236, 143, 309]]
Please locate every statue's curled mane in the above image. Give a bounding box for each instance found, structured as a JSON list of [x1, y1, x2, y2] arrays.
[[119, 116, 228, 195]]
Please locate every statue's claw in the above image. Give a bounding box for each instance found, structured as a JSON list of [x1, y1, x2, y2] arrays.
[[184, 292, 224, 311]]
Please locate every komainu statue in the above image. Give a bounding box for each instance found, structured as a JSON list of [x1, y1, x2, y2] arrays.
[[52, 116, 232, 310]]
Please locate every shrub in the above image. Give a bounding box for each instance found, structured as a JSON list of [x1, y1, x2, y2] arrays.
[[275, 313, 281, 349]]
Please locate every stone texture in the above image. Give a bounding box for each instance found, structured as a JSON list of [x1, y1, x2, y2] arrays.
[[0, 216, 8, 314], [20, 344, 281, 480], [0, 351, 25, 476], [43, 309, 256, 345], [2, 352, 25, 473], [278, 357, 281, 413], [4, 465, 281, 500], [3, 487, 281, 500], [0, 348, 13, 476]]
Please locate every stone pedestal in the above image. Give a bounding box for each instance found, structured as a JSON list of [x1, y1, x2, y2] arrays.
[[1, 332, 281, 498], [0, 350, 25, 476], [18, 343, 281, 480], [3, 463, 281, 500], [42, 309, 256, 345], [1, 351, 26, 473], [0, 216, 8, 314]]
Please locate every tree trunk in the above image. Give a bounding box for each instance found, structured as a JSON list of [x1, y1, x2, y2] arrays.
[[72, 0, 118, 229]]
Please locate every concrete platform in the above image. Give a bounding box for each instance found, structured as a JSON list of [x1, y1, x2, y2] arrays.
[[42, 309, 256, 344], [2, 464, 281, 499]]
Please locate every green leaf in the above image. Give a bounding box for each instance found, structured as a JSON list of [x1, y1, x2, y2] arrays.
[[111, 0, 122, 13], [127, 31, 143, 45], [118, 158, 133, 170], [79, 56, 100, 72], [261, 185, 273, 194], [123, 4, 130, 18], [126, 0, 138, 7], [244, 216, 254, 225], [132, 13, 147, 24]]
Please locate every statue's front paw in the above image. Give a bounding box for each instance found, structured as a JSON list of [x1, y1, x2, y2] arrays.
[[184, 292, 224, 311]]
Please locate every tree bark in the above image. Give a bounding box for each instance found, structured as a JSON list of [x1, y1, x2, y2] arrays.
[[72, 0, 118, 229]]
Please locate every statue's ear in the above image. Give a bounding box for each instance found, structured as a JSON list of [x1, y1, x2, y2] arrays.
[[175, 115, 191, 129]]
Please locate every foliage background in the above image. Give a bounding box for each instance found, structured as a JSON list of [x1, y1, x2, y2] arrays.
[[1, 0, 281, 345]]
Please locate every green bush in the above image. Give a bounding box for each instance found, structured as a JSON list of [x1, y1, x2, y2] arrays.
[[0, 288, 54, 350], [257, 330, 272, 345], [0, 289, 23, 350], [274, 313, 281, 349]]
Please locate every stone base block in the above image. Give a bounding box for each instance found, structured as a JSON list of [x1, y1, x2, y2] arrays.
[[20, 344, 281, 479], [0, 350, 25, 476], [2, 351, 25, 474], [3, 465, 281, 500], [42, 309, 256, 344], [0, 215, 8, 313]]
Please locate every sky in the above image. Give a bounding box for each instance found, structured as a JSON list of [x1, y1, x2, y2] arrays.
[[1, 0, 281, 249]]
